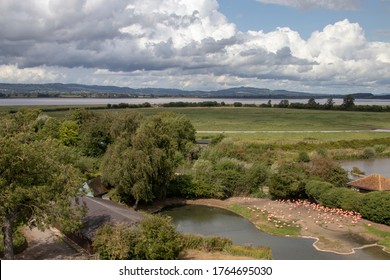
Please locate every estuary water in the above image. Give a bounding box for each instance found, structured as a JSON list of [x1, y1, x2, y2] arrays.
[[2, 97, 390, 106]]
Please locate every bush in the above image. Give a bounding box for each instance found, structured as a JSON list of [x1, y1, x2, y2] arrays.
[[297, 151, 310, 162], [316, 148, 328, 158], [360, 192, 390, 226], [363, 147, 376, 159], [93, 214, 183, 260], [374, 144, 386, 153], [305, 180, 334, 203], [269, 162, 308, 199], [309, 156, 349, 187]]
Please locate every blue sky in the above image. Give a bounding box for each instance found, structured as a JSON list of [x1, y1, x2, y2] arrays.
[[219, 0, 390, 41], [0, 0, 389, 94]]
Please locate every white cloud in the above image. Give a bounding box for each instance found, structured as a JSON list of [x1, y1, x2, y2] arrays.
[[0, 0, 389, 94], [0, 64, 63, 83], [256, 0, 359, 10]]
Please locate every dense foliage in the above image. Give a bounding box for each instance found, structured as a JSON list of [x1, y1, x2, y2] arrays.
[[93, 214, 182, 260], [101, 112, 196, 207], [305, 180, 390, 225], [0, 110, 85, 259]]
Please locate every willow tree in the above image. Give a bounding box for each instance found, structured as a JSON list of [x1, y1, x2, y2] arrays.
[[101, 112, 195, 208], [0, 110, 85, 259]]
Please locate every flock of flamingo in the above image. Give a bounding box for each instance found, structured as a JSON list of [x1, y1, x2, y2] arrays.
[[247, 199, 363, 230]]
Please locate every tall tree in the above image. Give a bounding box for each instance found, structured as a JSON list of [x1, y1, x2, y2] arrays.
[[0, 111, 85, 259], [341, 95, 355, 109], [101, 112, 195, 208]]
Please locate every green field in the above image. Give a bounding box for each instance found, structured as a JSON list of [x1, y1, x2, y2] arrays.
[[133, 107, 390, 131], [4, 106, 390, 143]]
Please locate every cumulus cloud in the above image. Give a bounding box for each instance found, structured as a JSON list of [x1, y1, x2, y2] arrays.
[[0, 0, 389, 93], [0, 64, 64, 83], [256, 0, 360, 10]]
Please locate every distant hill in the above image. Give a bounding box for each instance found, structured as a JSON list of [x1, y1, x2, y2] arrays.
[[0, 83, 388, 99]]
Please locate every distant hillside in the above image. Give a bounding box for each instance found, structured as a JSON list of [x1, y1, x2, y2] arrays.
[[0, 83, 388, 99]]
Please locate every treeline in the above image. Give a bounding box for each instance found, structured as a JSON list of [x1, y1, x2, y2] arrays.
[[274, 96, 390, 112], [160, 95, 390, 112]]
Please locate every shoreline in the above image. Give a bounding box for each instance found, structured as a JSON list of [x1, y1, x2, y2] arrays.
[[141, 197, 390, 256]]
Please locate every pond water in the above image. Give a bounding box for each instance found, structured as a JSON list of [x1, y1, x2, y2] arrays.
[[339, 158, 390, 178], [162, 205, 390, 260]]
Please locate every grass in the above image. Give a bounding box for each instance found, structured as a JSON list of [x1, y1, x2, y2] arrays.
[[364, 224, 390, 252], [180, 233, 272, 259], [133, 107, 390, 131], [197, 132, 390, 144], [5, 105, 390, 131]]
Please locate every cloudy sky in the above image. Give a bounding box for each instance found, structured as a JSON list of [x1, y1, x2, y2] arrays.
[[0, 0, 389, 94]]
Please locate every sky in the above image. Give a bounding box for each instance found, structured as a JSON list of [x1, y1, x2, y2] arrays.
[[0, 0, 389, 94]]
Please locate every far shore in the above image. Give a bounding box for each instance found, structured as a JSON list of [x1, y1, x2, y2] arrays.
[[141, 197, 390, 256]]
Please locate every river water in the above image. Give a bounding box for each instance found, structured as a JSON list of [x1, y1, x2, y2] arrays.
[[162, 205, 390, 260], [2, 98, 390, 106]]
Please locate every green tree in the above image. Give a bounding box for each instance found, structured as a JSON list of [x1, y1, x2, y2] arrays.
[[324, 98, 335, 110], [307, 98, 318, 109], [101, 112, 195, 208], [93, 214, 182, 260], [59, 120, 80, 146], [341, 95, 355, 109], [269, 162, 308, 199], [309, 156, 349, 187], [278, 100, 289, 108], [0, 111, 85, 259]]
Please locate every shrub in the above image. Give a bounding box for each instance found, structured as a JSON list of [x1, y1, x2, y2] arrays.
[[351, 166, 365, 175], [305, 180, 334, 203], [309, 156, 349, 187], [359, 192, 390, 226], [374, 144, 386, 153], [93, 214, 183, 260], [362, 147, 376, 159], [316, 148, 328, 158], [269, 162, 308, 199], [298, 151, 310, 162]]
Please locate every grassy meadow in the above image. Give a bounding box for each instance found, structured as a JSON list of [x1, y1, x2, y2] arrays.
[[3, 105, 390, 145]]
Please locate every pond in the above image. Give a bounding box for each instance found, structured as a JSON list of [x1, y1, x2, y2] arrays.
[[339, 158, 390, 178], [162, 205, 390, 260]]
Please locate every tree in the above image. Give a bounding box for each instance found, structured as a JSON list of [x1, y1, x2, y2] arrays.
[[307, 98, 318, 109], [341, 95, 355, 109], [269, 162, 308, 199], [323, 98, 335, 110], [278, 100, 289, 108], [93, 214, 182, 260], [101, 112, 195, 208], [309, 156, 349, 187], [0, 111, 85, 259]]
